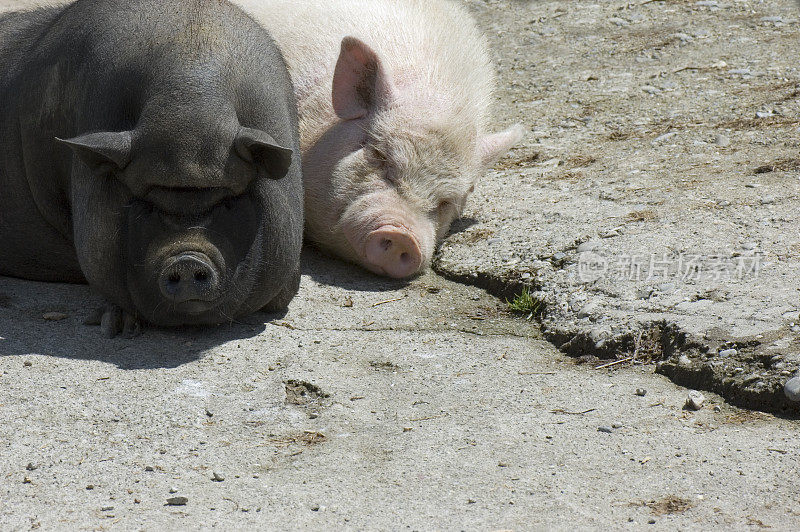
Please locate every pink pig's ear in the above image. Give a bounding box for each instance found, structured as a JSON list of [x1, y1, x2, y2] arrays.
[[332, 36, 396, 120], [477, 124, 525, 169]]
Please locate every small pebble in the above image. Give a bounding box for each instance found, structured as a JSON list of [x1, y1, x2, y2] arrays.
[[23, 361, 32, 367], [714, 134, 730, 147], [611, 423, 624, 429], [86, 484, 95, 490], [166, 496, 188, 506], [578, 301, 600, 319], [101, 506, 114, 512], [311, 505, 320, 512], [169, 487, 178, 494], [678, 355, 692, 367], [742, 373, 760, 385], [144, 466, 154, 472], [657, 283, 675, 294], [652, 132, 677, 144], [212, 471, 225, 482], [784, 377, 800, 402], [718, 348, 737, 357], [25, 463, 38, 471], [713, 405, 722, 413], [598, 426, 613, 433], [685, 390, 705, 410], [635, 388, 647, 397], [43, 312, 68, 321]]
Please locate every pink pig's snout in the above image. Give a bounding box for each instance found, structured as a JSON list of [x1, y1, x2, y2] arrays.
[[364, 225, 423, 279]]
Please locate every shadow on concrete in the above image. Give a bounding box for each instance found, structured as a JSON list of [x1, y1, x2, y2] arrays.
[[300, 244, 414, 293], [0, 275, 268, 370], [0, 234, 464, 369], [446, 216, 480, 237]]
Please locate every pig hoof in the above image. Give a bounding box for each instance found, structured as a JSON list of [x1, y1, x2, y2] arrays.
[[122, 314, 142, 338], [89, 305, 141, 338], [83, 307, 105, 326]]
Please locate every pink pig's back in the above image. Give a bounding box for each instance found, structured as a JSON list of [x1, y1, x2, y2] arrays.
[[234, 0, 497, 136]]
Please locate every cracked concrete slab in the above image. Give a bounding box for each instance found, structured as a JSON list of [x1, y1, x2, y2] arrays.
[[2, 249, 800, 528], [436, 0, 800, 415]]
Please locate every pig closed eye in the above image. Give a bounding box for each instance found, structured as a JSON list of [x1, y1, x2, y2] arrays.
[[437, 201, 454, 212]]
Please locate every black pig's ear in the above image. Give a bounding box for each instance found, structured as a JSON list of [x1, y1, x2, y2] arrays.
[[235, 127, 293, 179], [56, 131, 132, 170], [332, 36, 397, 120]]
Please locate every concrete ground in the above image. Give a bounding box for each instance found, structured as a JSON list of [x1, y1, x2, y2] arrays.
[[2, 250, 800, 529], [438, 0, 800, 416], [2, 0, 800, 529]]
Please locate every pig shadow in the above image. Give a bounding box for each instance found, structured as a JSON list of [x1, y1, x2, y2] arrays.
[[446, 217, 480, 237], [0, 276, 268, 370], [300, 245, 415, 292]]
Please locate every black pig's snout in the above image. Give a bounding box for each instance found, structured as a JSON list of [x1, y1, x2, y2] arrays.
[[159, 252, 220, 306]]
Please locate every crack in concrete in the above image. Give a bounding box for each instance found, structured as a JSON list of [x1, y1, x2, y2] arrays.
[[433, 258, 800, 418]]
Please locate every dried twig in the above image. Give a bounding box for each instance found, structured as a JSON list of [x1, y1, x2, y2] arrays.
[[372, 296, 406, 307], [595, 357, 634, 370], [767, 448, 788, 455], [632, 330, 643, 363], [554, 409, 594, 415], [410, 414, 448, 422]]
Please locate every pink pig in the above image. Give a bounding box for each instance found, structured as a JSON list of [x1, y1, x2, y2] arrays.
[[235, 0, 523, 278]]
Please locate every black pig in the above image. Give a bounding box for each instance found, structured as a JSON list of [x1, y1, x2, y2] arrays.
[[0, 0, 303, 336]]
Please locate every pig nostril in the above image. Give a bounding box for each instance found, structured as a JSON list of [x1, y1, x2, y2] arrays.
[[400, 252, 410, 263], [167, 272, 181, 284], [381, 238, 392, 252], [194, 270, 208, 283]]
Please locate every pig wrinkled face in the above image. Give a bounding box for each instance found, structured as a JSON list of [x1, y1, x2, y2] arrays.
[[331, 124, 475, 279], [60, 114, 299, 326], [309, 36, 523, 279]]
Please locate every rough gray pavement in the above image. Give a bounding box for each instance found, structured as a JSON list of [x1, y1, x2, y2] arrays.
[[436, 0, 800, 415], [2, 250, 800, 529], [2, 0, 800, 529]]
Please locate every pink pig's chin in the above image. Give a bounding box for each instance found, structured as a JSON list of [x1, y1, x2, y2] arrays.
[[362, 225, 423, 279]]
